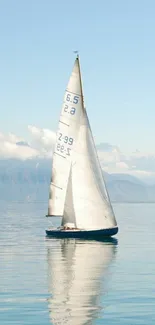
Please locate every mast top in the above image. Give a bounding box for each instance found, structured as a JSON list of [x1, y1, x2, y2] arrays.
[[73, 50, 79, 59]]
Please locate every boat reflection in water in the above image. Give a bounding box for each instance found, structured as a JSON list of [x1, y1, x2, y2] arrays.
[[46, 238, 117, 325]]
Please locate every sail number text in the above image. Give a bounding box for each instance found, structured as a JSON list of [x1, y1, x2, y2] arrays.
[[64, 104, 76, 115], [58, 133, 74, 145], [66, 93, 79, 104], [63, 93, 79, 115], [56, 133, 74, 156], [56, 144, 71, 156]]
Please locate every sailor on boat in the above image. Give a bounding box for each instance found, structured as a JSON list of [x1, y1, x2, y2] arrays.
[[62, 223, 79, 231]]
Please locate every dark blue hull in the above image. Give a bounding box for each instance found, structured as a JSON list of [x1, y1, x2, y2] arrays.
[[46, 227, 118, 239]]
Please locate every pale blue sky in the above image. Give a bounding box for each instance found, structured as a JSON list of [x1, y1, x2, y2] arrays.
[[0, 0, 155, 152]]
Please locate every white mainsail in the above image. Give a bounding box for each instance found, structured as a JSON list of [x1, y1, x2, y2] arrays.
[[47, 57, 83, 216], [47, 239, 117, 325]]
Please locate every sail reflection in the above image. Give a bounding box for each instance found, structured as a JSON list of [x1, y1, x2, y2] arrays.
[[46, 238, 117, 325]]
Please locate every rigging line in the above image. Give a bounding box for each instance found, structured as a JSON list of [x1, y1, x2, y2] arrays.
[[51, 183, 63, 190], [59, 120, 69, 126], [65, 89, 82, 97], [54, 152, 66, 159], [60, 114, 81, 125], [77, 56, 85, 112]]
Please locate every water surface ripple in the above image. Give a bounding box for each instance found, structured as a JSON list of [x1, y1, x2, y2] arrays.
[[0, 202, 155, 324]]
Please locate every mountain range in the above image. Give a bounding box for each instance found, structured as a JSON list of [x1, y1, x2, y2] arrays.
[[0, 158, 155, 203]]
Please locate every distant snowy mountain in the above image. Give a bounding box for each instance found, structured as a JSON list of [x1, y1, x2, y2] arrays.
[[16, 141, 30, 147], [96, 143, 120, 152], [0, 158, 155, 202]]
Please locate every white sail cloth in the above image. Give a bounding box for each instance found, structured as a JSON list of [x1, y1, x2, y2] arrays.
[[48, 58, 82, 216], [47, 56, 117, 231]]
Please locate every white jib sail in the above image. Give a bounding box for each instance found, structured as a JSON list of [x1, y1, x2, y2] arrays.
[[63, 59, 117, 229], [47, 57, 83, 216]]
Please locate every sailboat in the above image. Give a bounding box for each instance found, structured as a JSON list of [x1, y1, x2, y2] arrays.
[[46, 55, 118, 238]]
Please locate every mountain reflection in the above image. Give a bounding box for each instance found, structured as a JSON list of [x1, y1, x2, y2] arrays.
[[46, 238, 117, 325]]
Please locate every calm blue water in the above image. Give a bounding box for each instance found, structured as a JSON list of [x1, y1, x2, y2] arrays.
[[0, 202, 155, 324]]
